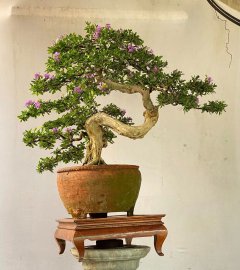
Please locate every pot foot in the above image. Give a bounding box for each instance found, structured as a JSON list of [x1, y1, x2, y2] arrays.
[[89, 213, 108, 218], [127, 207, 134, 216]]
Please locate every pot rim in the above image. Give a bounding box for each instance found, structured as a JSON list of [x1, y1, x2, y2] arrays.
[[57, 164, 139, 173]]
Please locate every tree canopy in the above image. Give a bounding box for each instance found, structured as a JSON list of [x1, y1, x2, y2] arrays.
[[18, 22, 226, 173]]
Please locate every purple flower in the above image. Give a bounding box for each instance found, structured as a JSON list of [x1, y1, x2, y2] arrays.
[[53, 52, 60, 62], [66, 127, 72, 133], [126, 117, 132, 122], [25, 100, 41, 108], [93, 25, 102, 40], [153, 66, 159, 73], [120, 109, 126, 116], [93, 32, 100, 40], [52, 127, 59, 133], [97, 82, 108, 91], [25, 99, 34, 107], [50, 74, 55, 80], [44, 73, 50, 79], [127, 44, 137, 53], [55, 35, 64, 43], [105, 23, 111, 29], [148, 48, 154, 54], [73, 86, 83, 94], [85, 73, 95, 79], [93, 33, 98, 39], [96, 25, 102, 32], [207, 76, 213, 84], [34, 73, 41, 80], [34, 101, 41, 109]]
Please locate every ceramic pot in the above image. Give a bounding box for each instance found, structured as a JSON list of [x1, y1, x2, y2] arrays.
[[57, 165, 141, 218]]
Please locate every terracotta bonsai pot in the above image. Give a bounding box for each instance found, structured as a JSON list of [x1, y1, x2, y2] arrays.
[[57, 165, 141, 218]]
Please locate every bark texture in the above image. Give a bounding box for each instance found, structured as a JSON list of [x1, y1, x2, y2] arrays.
[[84, 80, 159, 165]]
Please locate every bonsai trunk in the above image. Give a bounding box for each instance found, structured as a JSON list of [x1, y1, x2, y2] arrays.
[[84, 80, 159, 165]]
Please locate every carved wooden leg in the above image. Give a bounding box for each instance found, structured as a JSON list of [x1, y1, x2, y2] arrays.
[[154, 225, 168, 256], [73, 238, 85, 262], [125, 238, 133, 246], [55, 238, 66, 254], [54, 229, 66, 254]]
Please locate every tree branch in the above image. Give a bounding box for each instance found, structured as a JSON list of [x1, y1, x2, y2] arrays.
[[84, 79, 160, 164], [86, 111, 159, 140], [104, 79, 156, 111]]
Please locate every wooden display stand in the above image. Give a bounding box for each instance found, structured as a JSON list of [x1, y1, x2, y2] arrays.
[[55, 215, 168, 262]]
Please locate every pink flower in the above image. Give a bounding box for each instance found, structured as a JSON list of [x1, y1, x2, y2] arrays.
[[52, 127, 59, 133], [105, 23, 111, 29], [148, 48, 154, 54], [55, 35, 64, 43], [93, 25, 102, 40], [25, 100, 34, 107], [97, 82, 108, 91], [153, 66, 159, 73], [25, 100, 41, 109], [34, 73, 41, 80], [73, 86, 83, 94], [96, 25, 102, 32], [34, 101, 41, 109], [93, 32, 100, 40], [207, 76, 213, 84], [126, 117, 132, 122], [120, 109, 126, 116], [85, 73, 95, 79], [127, 44, 137, 53], [66, 127, 72, 133], [44, 73, 50, 79], [53, 52, 60, 62]]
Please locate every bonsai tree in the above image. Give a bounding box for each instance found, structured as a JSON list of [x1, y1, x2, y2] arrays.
[[18, 22, 226, 173]]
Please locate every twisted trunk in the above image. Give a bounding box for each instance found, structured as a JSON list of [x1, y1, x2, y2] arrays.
[[84, 80, 159, 165]]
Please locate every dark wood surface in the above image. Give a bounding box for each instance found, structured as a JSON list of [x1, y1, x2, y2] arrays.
[[55, 215, 168, 262]]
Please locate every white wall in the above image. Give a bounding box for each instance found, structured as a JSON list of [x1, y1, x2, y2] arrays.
[[0, 1, 240, 269]]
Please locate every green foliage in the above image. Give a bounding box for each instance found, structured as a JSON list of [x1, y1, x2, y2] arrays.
[[18, 22, 226, 173], [102, 103, 134, 125], [37, 143, 85, 173]]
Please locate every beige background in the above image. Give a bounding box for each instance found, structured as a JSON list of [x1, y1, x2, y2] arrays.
[[0, 0, 240, 269]]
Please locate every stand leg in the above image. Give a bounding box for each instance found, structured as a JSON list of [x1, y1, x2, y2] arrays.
[[73, 238, 85, 262], [55, 238, 66, 254], [154, 225, 168, 256]]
